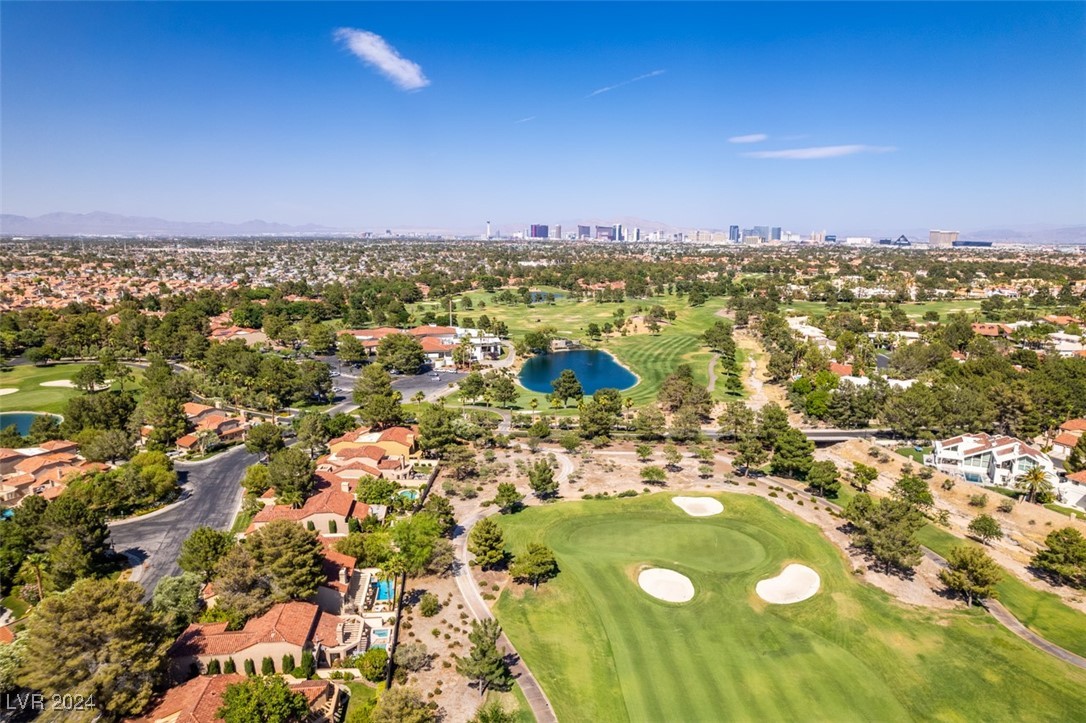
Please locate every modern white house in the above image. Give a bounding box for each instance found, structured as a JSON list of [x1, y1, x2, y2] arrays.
[[925, 433, 1085, 509]]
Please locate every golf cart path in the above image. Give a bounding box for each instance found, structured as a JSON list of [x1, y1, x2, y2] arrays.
[[451, 454, 573, 723], [706, 353, 719, 393]]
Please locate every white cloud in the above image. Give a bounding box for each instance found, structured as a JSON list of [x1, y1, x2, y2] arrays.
[[744, 145, 897, 159], [588, 69, 665, 97], [334, 28, 429, 91], [514, 116, 536, 124], [728, 133, 768, 144]]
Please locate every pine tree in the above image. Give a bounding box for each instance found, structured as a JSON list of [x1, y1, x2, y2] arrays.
[[456, 619, 512, 696], [468, 518, 506, 570], [528, 459, 558, 499], [939, 546, 1002, 606], [510, 543, 559, 589]]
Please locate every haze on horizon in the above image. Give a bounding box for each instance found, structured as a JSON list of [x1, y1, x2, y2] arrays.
[[1, 2, 1084, 233]]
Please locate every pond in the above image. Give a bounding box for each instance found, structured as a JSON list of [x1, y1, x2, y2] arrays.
[[528, 291, 565, 304], [519, 349, 637, 395], [0, 412, 58, 436]]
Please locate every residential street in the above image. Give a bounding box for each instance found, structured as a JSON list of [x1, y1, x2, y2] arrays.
[[109, 445, 259, 597]]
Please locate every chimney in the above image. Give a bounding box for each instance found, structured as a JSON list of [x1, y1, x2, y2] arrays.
[[341, 479, 350, 493], [339, 566, 348, 585]]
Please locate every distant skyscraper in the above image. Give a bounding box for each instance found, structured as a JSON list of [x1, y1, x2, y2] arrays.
[[929, 229, 959, 247], [595, 225, 615, 241], [485, 221, 491, 240], [613, 224, 624, 241], [729, 225, 739, 242], [577, 225, 591, 239], [770, 227, 782, 241], [552, 225, 562, 240], [530, 224, 549, 239]]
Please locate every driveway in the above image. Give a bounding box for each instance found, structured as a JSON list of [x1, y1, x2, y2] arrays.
[[109, 445, 259, 596]]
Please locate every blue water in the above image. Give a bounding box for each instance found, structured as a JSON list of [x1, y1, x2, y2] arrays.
[[397, 489, 419, 501], [528, 291, 564, 303], [372, 628, 390, 639], [0, 412, 56, 436], [519, 349, 636, 394], [374, 580, 394, 602]]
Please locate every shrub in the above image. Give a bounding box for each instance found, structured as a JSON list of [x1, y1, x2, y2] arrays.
[[419, 592, 440, 617], [941, 479, 955, 490], [261, 656, 275, 675], [205, 659, 221, 675], [243, 659, 256, 676], [223, 658, 236, 674], [306, 520, 316, 531], [356, 647, 388, 682], [295, 650, 316, 679], [282, 654, 296, 674], [328, 520, 338, 534], [969, 493, 989, 508], [997, 498, 1015, 514]]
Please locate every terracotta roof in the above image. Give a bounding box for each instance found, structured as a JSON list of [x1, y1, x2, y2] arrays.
[[132, 674, 333, 723], [250, 482, 366, 525], [1053, 433, 1081, 447], [1067, 470, 1086, 484], [378, 427, 415, 447], [182, 402, 215, 418], [176, 434, 198, 449], [828, 362, 853, 376], [39, 440, 78, 453], [420, 337, 456, 353], [1060, 419, 1086, 432], [0, 626, 14, 644], [169, 602, 325, 657], [409, 325, 456, 337], [14, 453, 76, 475], [334, 445, 387, 461], [0, 449, 25, 461]]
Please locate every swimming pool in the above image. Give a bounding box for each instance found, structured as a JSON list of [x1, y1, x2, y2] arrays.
[[964, 472, 984, 484], [374, 580, 394, 602], [372, 628, 391, 639], [398, 489, 419, 501]]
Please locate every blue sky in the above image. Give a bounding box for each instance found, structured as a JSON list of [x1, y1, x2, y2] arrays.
[[2, 2, 1084, 233]]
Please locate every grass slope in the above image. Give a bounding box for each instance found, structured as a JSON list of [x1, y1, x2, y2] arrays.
[[494, 494, 1086, 722]]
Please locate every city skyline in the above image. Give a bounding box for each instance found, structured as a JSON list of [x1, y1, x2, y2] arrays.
[[2, 2, 1084, 231]]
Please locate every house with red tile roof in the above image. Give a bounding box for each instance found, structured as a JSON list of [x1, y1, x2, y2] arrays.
[[132, 673, 340, 722], [247, 476, 371, 537], [168, 602, 366, 679], [0, 442, 90, 504]]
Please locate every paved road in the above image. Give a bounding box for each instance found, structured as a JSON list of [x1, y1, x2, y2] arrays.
[[325, 370, 467, 416], [461, 405, 513, 434], [706, 353, 719, 393], [109, 445, 259, 596]]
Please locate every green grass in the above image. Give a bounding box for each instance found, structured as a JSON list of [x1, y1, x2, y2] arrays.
[[343, 681, 380, 719], [0, 363, 144, 415], [485, 684, 534, 723], [895, 446, 931, 463], [493, 494, 1086, 722], [915, 525, 1086, 659], [1, 594, 30, 620], [784, 299, 983, 322], [413, 291, 727, 410], [1044, 503, 1086, 521]]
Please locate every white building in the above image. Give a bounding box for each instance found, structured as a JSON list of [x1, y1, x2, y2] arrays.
[[925, 433, 1083, 508]]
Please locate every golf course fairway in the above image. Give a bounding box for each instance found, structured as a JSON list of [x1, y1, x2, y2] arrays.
[[493, 494, 1086, 722]]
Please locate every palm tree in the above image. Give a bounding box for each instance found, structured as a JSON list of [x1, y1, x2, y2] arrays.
[[529, 398, 539, 413], [21, 552, 49, 602], [1016, 466, 1052, 504]]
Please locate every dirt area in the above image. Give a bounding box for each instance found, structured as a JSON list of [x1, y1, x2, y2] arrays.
[[731, 329, 800, 423], [820, 439, 1086, 613]]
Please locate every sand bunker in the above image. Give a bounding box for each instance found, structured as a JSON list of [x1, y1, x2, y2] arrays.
[[40, 380, 77, 388], [672, 496, 724, 517], [0, 388, 16, 396], [755, 564, 821, 604], [638, 568, 695, 603]]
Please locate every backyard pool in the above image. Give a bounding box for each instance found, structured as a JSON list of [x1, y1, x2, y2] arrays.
[[374, 580, 395, 602], [397, 489, 419, 501]]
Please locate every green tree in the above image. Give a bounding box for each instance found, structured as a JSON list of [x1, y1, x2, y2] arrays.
[[18, 578, 166, 719], [72, 363, 106, 393], [152, 572, 205, 636], [267, 447, 316, 507], [418, 592, 440, 617], [510, 543, 559, 589], [468, 518, 506, 570], [635, 444, 653, 462], [578, 399, 617, 439], [417, 403, 461, 456], [633, 407, 666, 440], [968, 514, 1003, 544], [336, 333, 368, 366], [357, 647, 389, 682], [528, 459, 558, 499], [487, 373, 519, 408], [849, 498, 925, 574], [459, 372, 487, 404], [735, 434, 767, 475], [757, 403, 790, 448], [717, 401, 755, 440], [217, 676, 310, 723], [377, 333, 426, 375], [493, 482, 524, 513], [806, 460, 840, 497], [472, 700, 517, 723], [422, 494, 457, 537], [891, 474, 934, 510], [939, 546, 1003, 606], [307, 324, 336, 355], [212, 546, 273, 624], [551, 369, 584, 407], [769, 427, 815, 478], [1031, 527, 1086, 588], [245, 423, 284, 460], [179, 526, 235, 582], [246, 519, 325, 600], [81, 428, 135, 463], [640, 465, 667, 485], [1016, 466, 1053, 504], [372, 686, 435, 723], [850, 462, 879, 492], [353, 364, 404, 429], [456, 619, 512, 696], [295, 412, 329, 459], [391, 513, 441, 576], [1066, 435, 1086, 474]]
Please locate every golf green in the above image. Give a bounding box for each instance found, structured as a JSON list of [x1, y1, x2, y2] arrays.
[[493, 494, 1086, 722]]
